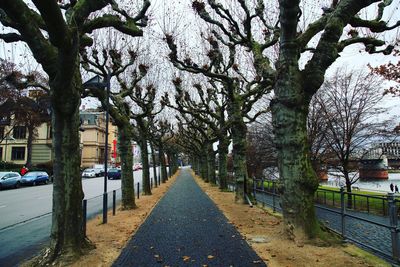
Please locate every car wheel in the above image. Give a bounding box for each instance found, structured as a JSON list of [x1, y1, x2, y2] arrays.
[[33, 181, 37, 186], [0, 184, 2, 190], [15, 182, 20, 189], [45, 180, 48, 184]]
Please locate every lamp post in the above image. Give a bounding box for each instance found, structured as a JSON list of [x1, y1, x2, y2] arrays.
[[83, 71, 111, 224]]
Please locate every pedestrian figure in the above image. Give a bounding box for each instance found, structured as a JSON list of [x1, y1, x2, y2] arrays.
[[390, 183, 394, 192], [396, 185, 399, 193], [20, 165, 29, 176]]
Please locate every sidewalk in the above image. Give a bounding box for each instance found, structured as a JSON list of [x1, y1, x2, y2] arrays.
[[113, 168, 266, 266]]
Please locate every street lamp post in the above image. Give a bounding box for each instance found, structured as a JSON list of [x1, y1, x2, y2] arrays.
[[83, 71, 110, 224]]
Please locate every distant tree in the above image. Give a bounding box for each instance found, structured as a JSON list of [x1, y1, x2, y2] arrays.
[[246, 118, 277, 179], [0, 60, 50, 166], [312, 68, 392, 207], [370, 47, 400, 96]]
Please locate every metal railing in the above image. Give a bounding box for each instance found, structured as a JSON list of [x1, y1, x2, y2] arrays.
[[253, 178, 400, 263]]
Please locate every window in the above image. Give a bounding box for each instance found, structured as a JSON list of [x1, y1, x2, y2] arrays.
[[11, 147, 25, 160], [0, 127, 4, 139], [0, 147, 2, 160], [13, 126, 26, 139]]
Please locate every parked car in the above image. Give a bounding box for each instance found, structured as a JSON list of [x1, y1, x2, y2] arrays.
[[0, 172, 22, 190], [107, 168, 121, 180], [82, 168, 103, 178], [133, 163, 142, 171], [21, 171, 49, 186]]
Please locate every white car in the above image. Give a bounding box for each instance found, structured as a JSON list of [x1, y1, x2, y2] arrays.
[[82, 168, 103, 178]]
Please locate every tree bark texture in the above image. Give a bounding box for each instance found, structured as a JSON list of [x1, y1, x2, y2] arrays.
[[50, 71, 89, 260], [139, 138, 151, 195], [150, 143, 158, 188], [208, 145, 216, 184], [272, 0, 319, 239], [218, 137, 229, 190], [118, 125, 136, 209], [159, 146, 167, 183]]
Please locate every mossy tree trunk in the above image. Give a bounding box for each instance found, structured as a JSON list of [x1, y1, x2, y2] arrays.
[[139, 138, 151, 195], [118, 125, 136, 209], [201, 149, 209, 182], [208, 144, 216, 184], [228, 94, 248, 203], [50, 69, 89, 260], [159, 145, 168, 183], [150, 142, 158, 188], [272, 0, 319, 239], [218, 137, 229, 190]]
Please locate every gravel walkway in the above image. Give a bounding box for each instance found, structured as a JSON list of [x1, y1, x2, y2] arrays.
[[113, 168, 266, 267]]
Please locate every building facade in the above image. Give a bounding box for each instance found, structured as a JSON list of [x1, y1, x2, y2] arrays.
[[0, 121, 52, 165], [79, 110, 118, 168]]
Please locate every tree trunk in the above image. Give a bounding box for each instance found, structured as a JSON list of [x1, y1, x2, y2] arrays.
[[140, 138, 151, 195], [270, 1, 320, 240], [118, 125, 136, 209], [208, 144, 216, 184], [201, 149, 209, 182], [50, 73, 89, 261], [159, 146, 167, 183], [150, 143, 158, 188], [218, 137, 229, 190], [167, 152, 172, 178], [231, 115, 248, 203], [344, 169, 353, 209], [26, 125, 35, 168]]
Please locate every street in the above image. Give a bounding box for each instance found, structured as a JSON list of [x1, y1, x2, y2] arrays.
[[0, 168, 159, 267]]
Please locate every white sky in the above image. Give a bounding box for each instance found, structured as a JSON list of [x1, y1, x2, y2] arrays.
[[0, 0, 399, 120]]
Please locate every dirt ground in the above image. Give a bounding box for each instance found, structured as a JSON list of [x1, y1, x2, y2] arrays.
[[193, 174, 391, 267], [64, 170, 389, 267], [69, 171, 180, 267]]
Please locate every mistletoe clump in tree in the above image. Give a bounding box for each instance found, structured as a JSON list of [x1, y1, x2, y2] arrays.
[[0, 0, 150, 263]]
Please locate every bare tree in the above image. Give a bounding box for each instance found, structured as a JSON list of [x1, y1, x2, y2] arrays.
[[313, 68, 392, 206]]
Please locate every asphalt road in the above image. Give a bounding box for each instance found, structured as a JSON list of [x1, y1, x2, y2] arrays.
[[113, 168, 265, 267], [0, 168, 159, 267]]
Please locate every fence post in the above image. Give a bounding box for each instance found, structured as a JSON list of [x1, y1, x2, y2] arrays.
[[137, 182, 140, 199], [272, 182, 276, 212], [113, 190, 116, 216], [340, 187, 345, 238], [388, 193, 400, 262], [82, 199, 87, 236], [102, 192, 108, 224], [383, 198, 386, 216], [253, 178, 256, 201], [261, 178, 264, 192], [367, 196, 370, 214], [150, 177, 153, 188]]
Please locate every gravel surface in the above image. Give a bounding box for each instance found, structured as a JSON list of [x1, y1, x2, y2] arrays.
[[113, 168, 266, 266]]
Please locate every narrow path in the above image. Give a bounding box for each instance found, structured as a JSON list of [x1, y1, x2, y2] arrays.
[[113, 168, 266, 266]]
